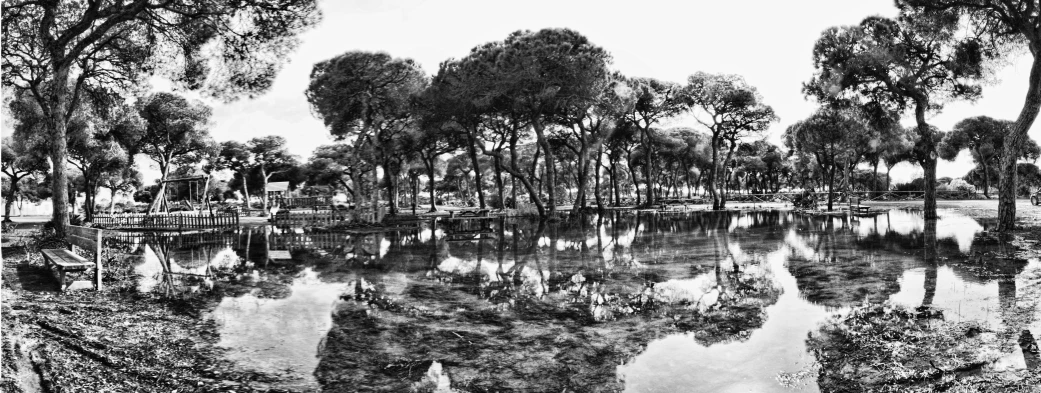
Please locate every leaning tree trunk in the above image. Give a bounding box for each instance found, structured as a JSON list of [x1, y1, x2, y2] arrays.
[[998, 55, 1041, 232], [465, 131, 486, 209], [149, 163, 171, 214]]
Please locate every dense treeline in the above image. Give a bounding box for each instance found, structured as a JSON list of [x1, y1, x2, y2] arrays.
[[5, 1, 1041, 229]]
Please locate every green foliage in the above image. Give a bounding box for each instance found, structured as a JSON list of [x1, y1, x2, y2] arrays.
[[306, 51, 426, 141], [137, 92, 217, 174], [940, 116, 1041, 195], [2, 0, 321, 100]]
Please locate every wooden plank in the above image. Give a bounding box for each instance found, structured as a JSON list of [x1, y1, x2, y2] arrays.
[[41, 249, 93, 269], [269, 250, 292, 260]]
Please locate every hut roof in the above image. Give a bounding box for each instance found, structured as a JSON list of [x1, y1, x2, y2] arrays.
[[266, 182, 290, 192]]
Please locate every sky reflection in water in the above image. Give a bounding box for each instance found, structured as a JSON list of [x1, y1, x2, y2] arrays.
[[115, 208, 1039, 392]]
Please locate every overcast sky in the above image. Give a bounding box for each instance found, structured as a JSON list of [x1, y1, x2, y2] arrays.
[[96, 0, 1041, 182]]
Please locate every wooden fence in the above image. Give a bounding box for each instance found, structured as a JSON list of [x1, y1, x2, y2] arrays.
[[269, 210, 377, 226], [104, 230, 239, 249], [271, 196, 332, 209], [268, 232, 355, 250], [92, 212, 239, 230]]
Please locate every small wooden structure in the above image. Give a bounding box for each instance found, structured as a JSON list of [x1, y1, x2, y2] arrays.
[[266, 181, 290, 203], [448, 209, 490, 219], [150, 175, 210, 213], [92, 212, 239, 231], [845, 196, 872, 214], [41, 226, 102, 292], [442, 216, 497, 242]]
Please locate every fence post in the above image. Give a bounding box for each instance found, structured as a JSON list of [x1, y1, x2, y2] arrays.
[[94, 230, 103, 291]]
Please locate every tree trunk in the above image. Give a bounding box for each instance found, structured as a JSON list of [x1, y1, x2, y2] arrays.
[[426, 158, 438, 213], [493, 154, 505, 208], [998, 55, 1041, 232], [466, 131, 486, 209], [640, 128, 655, 207], [573, 143, 589, 212], [594, 145, 604, 210], [197, 175, 210, 213], [46, 66, 73, 234], [922, 155, 938, 219], [411, 176, 418, 215], [607, 160, 616, 208], [149, 163, 171, 214], [977, 147, 990, 198], [708, 134, 721, 210], [240, 170, 251, 211], [384, 159, 399, 216], [261, 166, 270, 217], [108, 186, 117, 215], [626, 155, 640, 206], [371, 167, 380, 222], [827, 167, 835, 211], [914, 97, 938, 220], [3, 178, 19, 222], [532, 121, 556, 216], [351, 169, 363, 221]]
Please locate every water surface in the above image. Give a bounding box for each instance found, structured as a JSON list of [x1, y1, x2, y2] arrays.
[[112, 209, 1041, 391]]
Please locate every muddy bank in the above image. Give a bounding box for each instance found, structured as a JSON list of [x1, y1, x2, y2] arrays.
[[1, 246, 301, 393], [803, 202, 1041, 392]]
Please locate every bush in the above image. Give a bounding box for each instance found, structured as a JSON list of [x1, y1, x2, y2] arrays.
[[893, 178, 926, 192], [487, 194, 516, 209]]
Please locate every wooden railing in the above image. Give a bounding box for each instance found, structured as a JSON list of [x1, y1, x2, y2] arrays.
[[91, 212, 239, 230], [269, 210, 376, 226], [269, 232, 355, 250], [270, 196, 331, 209], [104, 230, 239, 249]]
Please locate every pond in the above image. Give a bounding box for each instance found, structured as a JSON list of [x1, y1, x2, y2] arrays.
[[109, 208, 1041, 392]]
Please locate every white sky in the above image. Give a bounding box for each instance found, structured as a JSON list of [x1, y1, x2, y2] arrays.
[[11, 0, 1041, 184]]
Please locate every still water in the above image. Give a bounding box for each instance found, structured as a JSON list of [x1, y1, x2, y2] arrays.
[[109, 209, 1041, 392]]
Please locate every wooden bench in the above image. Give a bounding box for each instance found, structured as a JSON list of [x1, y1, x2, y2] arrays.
[[847, 196, 872, 214], [41, 226, 103, 292]]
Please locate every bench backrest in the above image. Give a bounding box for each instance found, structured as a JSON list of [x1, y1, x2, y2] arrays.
[[67, 225, 102, 255], [67, 225, 104, 291]]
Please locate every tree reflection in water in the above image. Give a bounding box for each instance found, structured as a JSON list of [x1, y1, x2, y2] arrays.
[[95, 209, 1041, 391], [316, 211, 790, 392]]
